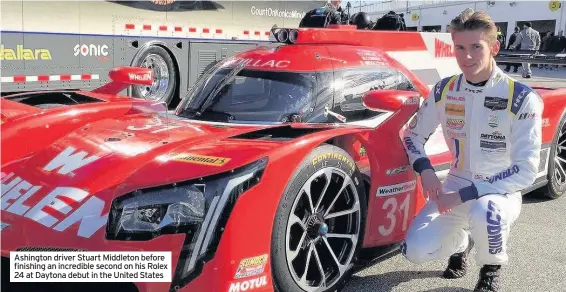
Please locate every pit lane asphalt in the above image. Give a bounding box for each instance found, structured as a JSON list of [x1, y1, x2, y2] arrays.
[[343, 67, 566, 292]]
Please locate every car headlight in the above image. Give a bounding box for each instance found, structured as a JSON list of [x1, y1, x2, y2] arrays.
[[105, 157, 268, 288]]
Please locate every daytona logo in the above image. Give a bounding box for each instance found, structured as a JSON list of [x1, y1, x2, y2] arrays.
[[1, 146, 107, 238], [376, 180, 416, 196], [481, 132, 506, 141]]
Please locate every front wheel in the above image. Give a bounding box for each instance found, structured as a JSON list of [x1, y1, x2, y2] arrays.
[[271, 144, 367, 292], [540, 113, 566, 199]]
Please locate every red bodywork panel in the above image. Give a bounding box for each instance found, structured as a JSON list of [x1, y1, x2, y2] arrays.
[[2, 26, 565, 292]]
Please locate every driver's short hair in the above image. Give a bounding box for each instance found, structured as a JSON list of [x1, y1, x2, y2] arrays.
[[448, 8, 498, 43]]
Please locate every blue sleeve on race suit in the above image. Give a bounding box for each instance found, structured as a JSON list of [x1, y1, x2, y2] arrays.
[[459, 83, 544, 201], [401, 76, 453, 174]]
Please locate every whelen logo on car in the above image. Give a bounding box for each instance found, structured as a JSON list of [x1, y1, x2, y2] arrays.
[[376, 180, 416, 196], [129, 73, 152, 81]]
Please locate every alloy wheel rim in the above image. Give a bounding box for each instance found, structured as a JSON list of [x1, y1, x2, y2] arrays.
[[137, 53, 170, 101], [285, 167, 361, 292], [554, 121, 566, 186]]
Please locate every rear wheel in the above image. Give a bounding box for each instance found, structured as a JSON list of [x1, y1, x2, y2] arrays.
[[540, 114, 566, 199], [271, 144, 367, 292]]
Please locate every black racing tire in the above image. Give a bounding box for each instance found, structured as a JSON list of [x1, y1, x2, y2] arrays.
[[271, 144, 367, 292], [540, 112, 566, 199], [131, 45, 177, 106]]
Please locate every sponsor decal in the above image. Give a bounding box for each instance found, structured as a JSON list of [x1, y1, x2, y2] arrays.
[[465, 87, 483, 93], [446, 129, 466, 138], [312, 152, 356, 171], [376, 180, 416, 196], [542, 118, 550, 127], [74, 44, 109, 57], [250, 6, 306, 19], [129, 72, 152, 81], [1, 147, 107, 238], [518, 112, 536, 120], [484, 96, 508, 111], [150, 0, 176, 4], [404, 96, 420, 105], [229, 275, 268, 292], [386, 165, 409, 176], [356, 49, 387, 65], [171, 153, 231, 166], [409, 116, 418, 129], [474, 174, 485, 180], [447, 95, 465, 101], [235, 58, 290, 69], [445, 103, 465, 116], [403, 137, 421, 155], [486, 200, 503, 254], [234, 254, 268, 279], [0, 45, 52, 60], [446, 118, 465, 130], [480, 131, 506, 141], [434, 38, 455, 58], [488, 165, 519, 183], [488, 114, 499, 128]]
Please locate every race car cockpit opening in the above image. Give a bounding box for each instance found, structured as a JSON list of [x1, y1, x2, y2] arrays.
[[177, 63, 320, 124]]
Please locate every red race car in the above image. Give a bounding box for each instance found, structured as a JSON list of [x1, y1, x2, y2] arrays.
[[2, 26, 566, 292]]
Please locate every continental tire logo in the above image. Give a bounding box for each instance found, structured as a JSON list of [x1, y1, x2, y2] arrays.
[[172, 153, 231, 166], [312, 152, 355, 170]]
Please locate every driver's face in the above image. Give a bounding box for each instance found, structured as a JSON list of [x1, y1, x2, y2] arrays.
[[331, 0, 341, 8], [452, 29, 499, 79]]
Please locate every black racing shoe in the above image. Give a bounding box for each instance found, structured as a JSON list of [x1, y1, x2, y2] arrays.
[[474, 265, 502, 292], [442, 235, 474, 279]]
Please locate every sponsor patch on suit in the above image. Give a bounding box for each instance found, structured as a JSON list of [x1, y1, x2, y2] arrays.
[[484, 96, 508, 111]]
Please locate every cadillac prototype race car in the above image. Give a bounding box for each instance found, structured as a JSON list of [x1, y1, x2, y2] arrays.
[[2, 25, 566, 292]]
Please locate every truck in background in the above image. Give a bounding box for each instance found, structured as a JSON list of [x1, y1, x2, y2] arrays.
[[0, 0, 326, 106]]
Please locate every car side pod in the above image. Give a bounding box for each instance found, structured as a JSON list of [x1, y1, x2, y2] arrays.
[[92, 66, 154, 95], [362, 89, 421, 112]]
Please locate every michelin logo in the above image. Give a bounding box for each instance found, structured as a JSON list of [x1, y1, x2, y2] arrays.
[[377, 180, 416, 196]]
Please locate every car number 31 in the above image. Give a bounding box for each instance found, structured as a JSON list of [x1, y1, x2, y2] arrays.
[[378, 194, 411, 237]]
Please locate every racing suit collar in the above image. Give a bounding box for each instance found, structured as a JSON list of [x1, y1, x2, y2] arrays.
[[461, 59, 503, 90]]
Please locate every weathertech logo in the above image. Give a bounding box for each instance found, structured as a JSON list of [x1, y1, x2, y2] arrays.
[[376, 180, 416, 196], [435, 39, 455, 57]]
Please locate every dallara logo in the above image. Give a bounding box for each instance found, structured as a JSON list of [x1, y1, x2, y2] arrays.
[[0, 45, 52, 60]]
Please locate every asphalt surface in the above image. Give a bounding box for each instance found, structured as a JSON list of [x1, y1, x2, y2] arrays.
[[343, 67, 566, 292]]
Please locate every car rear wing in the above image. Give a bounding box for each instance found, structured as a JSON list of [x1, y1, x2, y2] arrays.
[[92, 67, 153, 95], [495, 50, 566, 65]]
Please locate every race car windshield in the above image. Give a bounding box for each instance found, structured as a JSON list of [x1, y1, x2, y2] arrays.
[[177, 65, 316, 124]]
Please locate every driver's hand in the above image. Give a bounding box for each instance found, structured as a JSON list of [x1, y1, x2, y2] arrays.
[[420, 169, 443, 202]]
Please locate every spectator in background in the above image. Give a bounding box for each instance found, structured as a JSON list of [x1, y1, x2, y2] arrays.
[[546, 32, 564, 70], [497, 26, 506, 48], [510, 22, 541, 78], [504, 26, 521, 73]]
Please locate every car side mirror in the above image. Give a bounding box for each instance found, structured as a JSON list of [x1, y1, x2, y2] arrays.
[[362, 90, 421, 112]]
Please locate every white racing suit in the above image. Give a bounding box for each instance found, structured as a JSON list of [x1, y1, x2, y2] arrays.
[[400, 64, 543, 266]]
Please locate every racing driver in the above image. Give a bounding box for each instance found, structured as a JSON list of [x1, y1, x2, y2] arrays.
[[399, 8, 543, 292]]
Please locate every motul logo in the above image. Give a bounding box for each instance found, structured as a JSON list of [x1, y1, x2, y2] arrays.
[[229, 276, 267, 292], [129, 73, 151, 81], [435, 39, 455, 58]]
